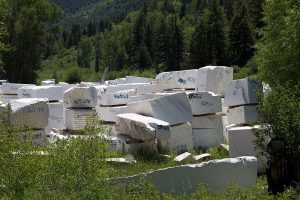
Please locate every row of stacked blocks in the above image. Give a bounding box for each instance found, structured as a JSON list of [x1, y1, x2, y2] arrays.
[[0, 66, 263, 165]]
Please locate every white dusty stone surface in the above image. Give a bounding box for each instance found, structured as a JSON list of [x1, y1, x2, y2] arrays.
[[2, 83, 35, 95], [104, 83, 150, 94], [1, 98, 49, 129], [41, 80, 55, 86], [18, 86, 64, 101], [65, 108, 95, 130], [195, 66, 233, 97], [21, 129, 47, 146], [187, 92, 222, 115], [98, 89, 136, 106], [136, 84, 163, 94], [227, 105, 258, 125], [127, 92, 192, 126], [96, 105, 128, 122], [158, 122, 194, 154], [224, 78, 260, 107], [45, 102, 65, 133], [114, 156, 257, 194], [221, 116, 229, 143], [156, 69, 198, 90], [116, 113, 171, 142], [64, 87, 97, 108], [228, 126, 267, 173], [193, 153, 212, 161], [192, 114, 222, 129], [117, 76, 155, 84], [174, 152, 192, 162], [192, 128, 224, 149]]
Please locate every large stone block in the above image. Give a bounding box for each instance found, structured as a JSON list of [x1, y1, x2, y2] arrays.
[[136, 84, 163, 94], [228, 126, 267, 173], [227, 105, 258, 125], [64, 87, 97, 108], [195, 66, 233, 97], [41, 80, 55, 86], [21, 129, 47, 146], [127, 93, 192, 126], [2, 83, 35, 95], [192, 114, 222, 129], [114, 156, 257, 194], [116, 113, 171, 142], [98, 89, 136, 106], [156, 69, 198, 89], [18, 86, 64, 101], [117, 76, 155, 84], [224, 78, 260, 107], [192, 128, 224, 149], [1, 98, 49, 130], [65, 108, 95, 130], [158, 122, 194, 154], [105, 83, 150, 94], [187, 92, 222, 115], [96, 105, 129, 122]]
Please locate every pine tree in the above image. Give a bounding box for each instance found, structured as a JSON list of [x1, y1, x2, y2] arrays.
[[168, 16, 183, 71], [229, 1, 255, 66]]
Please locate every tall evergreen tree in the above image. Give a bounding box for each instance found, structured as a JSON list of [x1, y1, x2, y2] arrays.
[[229, 1, 255, 66], [2, 0, 61, 83]]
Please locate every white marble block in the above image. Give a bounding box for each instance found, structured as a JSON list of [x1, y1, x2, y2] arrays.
[[1, 98, 49, 130], [192, 114, 222, 129], [127, 92, 192, 126], [192, 128, 224, 149], [96, 105, 128, 122], [156, 69, 198, 90], [136, 84, 163, 94], [65, 108, 95, 130], [115, 156, 257, 194], [228, 126, 266, 173], [227, 105, 258, 125], [117, 76, 155, 84], [195, 66, 233, 97], [41, 80, 55, 86], [188, 91, 222, 115], [224, 78, 260, 107], [21, 129, 47, 146], [2, 83, 35, 95], [18, 86, 64, 101], [64, 87, 97, 108], [98, 89, 136, 106], [116, 113, 171, 142], [158, 122, 194, 154]]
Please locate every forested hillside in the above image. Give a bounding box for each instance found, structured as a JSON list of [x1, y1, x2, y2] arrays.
[[52, 0, 143, 29], [50, 0, 100, 15], [38, 0, 263, 83]]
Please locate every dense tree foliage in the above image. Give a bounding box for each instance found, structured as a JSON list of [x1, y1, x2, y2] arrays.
[[256, 0, 300, 86], [2, 0, 61, 83]]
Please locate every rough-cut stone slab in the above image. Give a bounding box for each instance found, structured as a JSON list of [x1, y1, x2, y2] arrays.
[[129, 94, 163, 103], [65, 108, 95, 130], [174, 152, 192, 162], [227, 105, 258, 125], [158, 122, 194, 154], [114, 156, 257, 194], [117, 76, 155, 84], [228, 126, 267, 173], [117, 134, 158, 155], [64, 87, 97, 108], [45, 102, 65, 133], [136, 84, 163, 94], [96, 105, 128, 122], [195, 66, 233, 97], [221, 116, 229, 143], [18, 86, 64, 101], [192, 128, 224, 149], [127, 93, 192, 126], [98, 89, 136, 106], [156, 69, 198, 89], [106, 158, 137, 164], [193, 153, 212, 161], [0, 98, 49, 129], [41, 80, 55, 86], [224, 78, 260, 107], [187, 92, 222, 115], [192, 114, 222, 129], [57, 82, 76, 92], [2, 83, 35, 95], [116, 113, 171, 142], [105, 83, 150, 94]]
